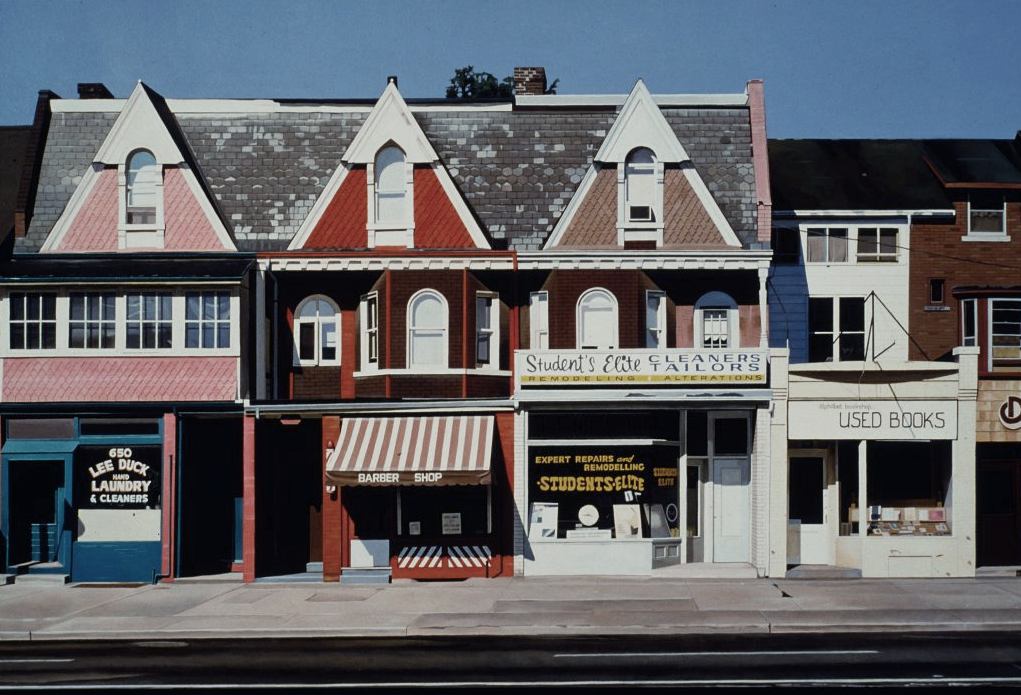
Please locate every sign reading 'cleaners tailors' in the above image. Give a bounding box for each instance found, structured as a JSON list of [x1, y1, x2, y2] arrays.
[[78, 445, 161, 509], [517, 349, 767, 386], [789, 401, 958, 440]]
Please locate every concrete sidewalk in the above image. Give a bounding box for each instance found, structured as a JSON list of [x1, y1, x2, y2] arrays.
[[3, 568, 1021, 641]]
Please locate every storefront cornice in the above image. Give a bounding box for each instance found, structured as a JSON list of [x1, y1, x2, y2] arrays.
[[515, 250, 771, 271], [262, 253, 516, 272], [513, 389, 772, 404], [246, 398, 515, 418], [789, 361, 960, 376]]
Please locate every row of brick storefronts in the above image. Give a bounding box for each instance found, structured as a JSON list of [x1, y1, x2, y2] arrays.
[[1, 70, 1019, 584]]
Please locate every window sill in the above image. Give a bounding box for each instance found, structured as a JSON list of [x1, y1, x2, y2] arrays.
[[353, 367, 512, 378], [961, 233, 1011, 242]]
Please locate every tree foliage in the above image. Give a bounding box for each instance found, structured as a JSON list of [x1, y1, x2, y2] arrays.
[[445, 66, 515, 98]]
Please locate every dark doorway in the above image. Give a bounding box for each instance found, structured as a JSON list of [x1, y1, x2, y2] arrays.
[[178, 417, 243, 577], [977, 459, 1021, 567], [7, 460, 65, 567], [789, 456, 824, 525]]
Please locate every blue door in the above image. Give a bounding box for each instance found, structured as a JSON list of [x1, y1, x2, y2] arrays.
[[7, 460, 66, 567]]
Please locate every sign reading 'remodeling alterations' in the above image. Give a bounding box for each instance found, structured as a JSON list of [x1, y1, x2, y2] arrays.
[[516, 349, 767, 386], [789, 401, 958, 440]]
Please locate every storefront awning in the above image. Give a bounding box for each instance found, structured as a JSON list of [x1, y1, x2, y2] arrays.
[[325, 415, 494, 486]]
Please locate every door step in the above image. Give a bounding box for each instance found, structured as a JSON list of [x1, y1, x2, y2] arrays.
[[340, 567, 392, 584]]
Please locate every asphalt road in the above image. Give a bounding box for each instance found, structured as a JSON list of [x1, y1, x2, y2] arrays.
[[3, 632, 1021, 689]]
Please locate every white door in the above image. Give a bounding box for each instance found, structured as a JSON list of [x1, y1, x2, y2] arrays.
[[789, 455, 834, 565], [712, 458, 750, 562]]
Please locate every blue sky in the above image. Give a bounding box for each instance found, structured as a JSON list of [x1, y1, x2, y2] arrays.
[[1, 0, 1019, 138]]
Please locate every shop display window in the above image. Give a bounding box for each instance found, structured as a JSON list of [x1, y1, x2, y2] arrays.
[[398, 486, 490, 537], [865, 441, 952, 536]]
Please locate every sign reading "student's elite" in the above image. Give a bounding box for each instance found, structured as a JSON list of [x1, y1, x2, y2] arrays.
[[517, 349, 767, 385], [788, 401, 958, 440]]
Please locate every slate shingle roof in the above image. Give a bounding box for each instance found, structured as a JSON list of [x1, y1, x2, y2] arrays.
[[22, 96, 760, 253]]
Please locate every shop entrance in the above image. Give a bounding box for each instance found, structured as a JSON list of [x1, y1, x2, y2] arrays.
[[977, 459, 1021, 567], [788, 453, 835, 565], [712, 458, 749, 562], [345, 487, 392, 567], [6, 460, 66, 567]]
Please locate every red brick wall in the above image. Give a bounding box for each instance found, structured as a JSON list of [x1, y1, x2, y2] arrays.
[[546, 270, 646, 349], [322, 416, 342, 582], [909, 201, 1021, 361]]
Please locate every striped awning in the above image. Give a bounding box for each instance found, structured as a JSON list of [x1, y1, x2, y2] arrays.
[[325, 415, 494, 486]]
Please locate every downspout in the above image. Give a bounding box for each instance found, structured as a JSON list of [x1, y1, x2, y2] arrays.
[[462, 268, 469, 398], [385, 268, 392, 398]]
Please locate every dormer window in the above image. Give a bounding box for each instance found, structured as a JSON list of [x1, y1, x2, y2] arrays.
[[618, 148, 664, 246], [369, 145, 414, 247], [119, 149, 165, 249]]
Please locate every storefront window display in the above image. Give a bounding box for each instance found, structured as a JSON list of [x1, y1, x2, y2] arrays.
[[865, 441, 952, 536], [398, 486, 491, 537]]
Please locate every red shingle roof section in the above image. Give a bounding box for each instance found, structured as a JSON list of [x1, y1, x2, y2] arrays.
[[303, 169, 368, 249]]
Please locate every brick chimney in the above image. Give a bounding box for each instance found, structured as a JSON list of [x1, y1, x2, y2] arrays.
[[514, 67, 547, 96], [77, 83, 114, 99]]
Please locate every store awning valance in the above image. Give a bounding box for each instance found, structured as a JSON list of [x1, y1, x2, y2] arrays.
[[325, 415, 494, 486]]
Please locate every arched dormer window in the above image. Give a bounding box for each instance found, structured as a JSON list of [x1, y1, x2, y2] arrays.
[[120, 149, 165, 248], [294, 295, 340, 366], [577, 288, 618, 349], [618, 147, 664, 246], [369, 145, 415, 247], [408, 289, 448, 368], [695, 291, 738, 349]]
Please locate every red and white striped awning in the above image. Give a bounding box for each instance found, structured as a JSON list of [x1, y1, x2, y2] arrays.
[[325, 415, 494, 486]]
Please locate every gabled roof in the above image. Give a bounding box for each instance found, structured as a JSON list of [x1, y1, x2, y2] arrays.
[[38, 82, 236, 253], [21, 81, 761, 253], [922, 137, 1021, 187]]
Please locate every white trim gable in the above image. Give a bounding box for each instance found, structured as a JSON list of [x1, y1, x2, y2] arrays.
[[594, 79, 688, 164], [343, 81, 438, 165], [42, 81, 236, 252]]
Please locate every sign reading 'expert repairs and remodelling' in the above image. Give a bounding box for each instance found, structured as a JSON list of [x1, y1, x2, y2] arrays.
[[788, 400, 958, 440], [517, 349, 767, 386]]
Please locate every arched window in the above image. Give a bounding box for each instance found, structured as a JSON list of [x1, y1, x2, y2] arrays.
[[126, 150, 159, 225], [294, 295, 340, 366], [624, 147, 657, 223], [695, 291, 738, 349], [408, 290, 448, 368], [375, 146, 407, 225], [577, 288, 618, 349]]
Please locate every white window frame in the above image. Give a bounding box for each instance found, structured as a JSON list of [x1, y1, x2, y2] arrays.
[[808, 296, 867, 362], [293, 295, 340, 367], [694, 291, 738, 349], [804, 227, 849, 263], [69, 292, 117, 349], [529, 291, 549, 350], [184, 290, 232, 350], [855, 227, 899, 262], [360, 292, 379, 371], [475, 292, 499, 370], [965, 193, 1009, 240], [7, 291, 57, 350], [989, 298, 1021, 368], [118, 149, 165, 249], [617, 147, 664, 246], [577, 288, 618, 350], [125, 291, 173, 350], [961, 298, 977, 347], [368, 145, 415, 248], [407, 289, 448, 370], [645, 290, 666, 348]]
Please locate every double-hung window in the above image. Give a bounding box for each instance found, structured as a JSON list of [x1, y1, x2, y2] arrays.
[[529, 292, 549, 350], [856, 227, 898, 262], [185, 291, 231, 349], [645, 290, 666, 348], [360, 292, 379, 369], [69, 293, 116, 349], [625, 148, 657, 223], [126, 292, 173, 349], [968, 193, 1006, 237], [408, 290, 447, 369], [701, 309, 730, 349], [9, 292, 57, 350], [126, 150, 159, 225], [476, 293, 498, 368], [808, 297, 866, 362], [991, 299, 1021, 367], [805, 227, 848, 263], [577, 288, 617, 350], [294, 296, 339, 366]]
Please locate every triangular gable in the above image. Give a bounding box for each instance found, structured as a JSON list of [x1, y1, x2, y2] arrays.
[[546, 79, 740, 250], [291, 81, 489, 250], [41, 82, 236, 252]]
